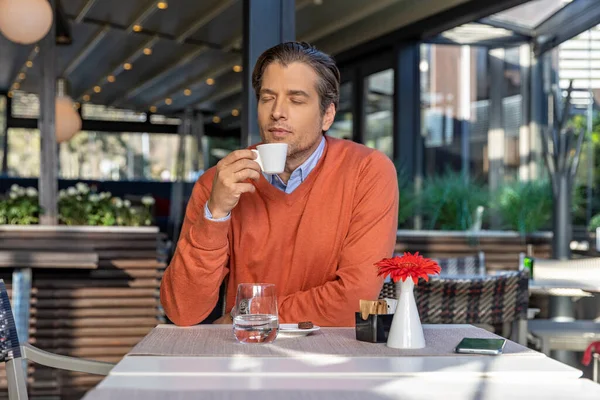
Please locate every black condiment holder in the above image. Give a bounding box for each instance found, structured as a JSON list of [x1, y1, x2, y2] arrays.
[[355, 312, 394, 343]]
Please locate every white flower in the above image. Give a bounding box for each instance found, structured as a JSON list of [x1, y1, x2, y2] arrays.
[[10, 184, 20, 193], [141, 196, 155, 206], [76, 182, 90, 194], [113, 198, 123, 208], [67, 187, 77, 196], [59, 190, 67, 199], [123, 200, 131, 208], [17, 187, 25, 196], [89, 194, 100, 203], [130, 208, 137, 214], [9, 192, 17, 199], [26, 187, 37, 197], [100, 192, 112, 200]]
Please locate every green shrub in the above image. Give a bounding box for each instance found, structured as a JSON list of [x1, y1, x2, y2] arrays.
[[420, 170, 488, 231], [492, 180, 552, 234], [0, 183, 155, 227]]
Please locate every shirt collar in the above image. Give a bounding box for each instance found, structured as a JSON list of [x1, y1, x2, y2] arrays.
[[270, 136, 326, 187]]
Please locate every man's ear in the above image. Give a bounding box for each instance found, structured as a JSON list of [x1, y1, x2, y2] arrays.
[[321, 103, 336, 131]]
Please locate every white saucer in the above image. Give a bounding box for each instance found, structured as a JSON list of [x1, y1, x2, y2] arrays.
[[278, 323, 320, 337]]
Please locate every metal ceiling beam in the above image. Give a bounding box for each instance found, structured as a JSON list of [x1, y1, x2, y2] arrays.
[[75, 0, 98, 23], [175, 0, 236, 43], [534, 0, 600, 55], [110, 46, 210, 106], [147, 61, 234, 110], [160, 0, 395, 112], [115, 0, 316, 108], [65, 1, 164, 83], [75, 35, 160, 100], [111, 1, 237, 106], [69, 15, 226, 50], [477, 17, 534, 37], [62, 25, 111, 76], [330, 0, 529, 64], [196, 82, 242, 108], [425, 33, 529, 47], [9, 47, 39, 94], [302, 0, 400, 43], [126, 0, 164, 33]]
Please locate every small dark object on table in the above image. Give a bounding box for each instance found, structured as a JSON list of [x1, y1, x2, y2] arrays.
[[298, 321, 313, 329]]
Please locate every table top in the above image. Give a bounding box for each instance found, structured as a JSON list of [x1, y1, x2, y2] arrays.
[[82, 323, 587, 400], [82, 376, 600, 400], [113, 324, 578, 380], [127, 324, 536, 358], [109, 354, 580, 379]]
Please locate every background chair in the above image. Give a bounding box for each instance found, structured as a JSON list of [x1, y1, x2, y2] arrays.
[[380, 271, 529, 344], [432, 252, 486, 276], [0, 280, 114, 400]]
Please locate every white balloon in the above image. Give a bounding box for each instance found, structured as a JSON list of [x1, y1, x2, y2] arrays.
[[0, 0, 53, 45], [55, 97, 82, 143]]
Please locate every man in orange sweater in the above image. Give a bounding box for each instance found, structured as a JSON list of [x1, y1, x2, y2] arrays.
[[160, 42, 399, 327]]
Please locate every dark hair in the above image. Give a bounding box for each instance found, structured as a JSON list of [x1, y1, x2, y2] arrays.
[[252, 42, 340, 115]]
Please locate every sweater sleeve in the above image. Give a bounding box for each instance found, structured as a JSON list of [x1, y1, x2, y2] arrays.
[[277, 152, 399, 326], [159, 171, 231, 326]]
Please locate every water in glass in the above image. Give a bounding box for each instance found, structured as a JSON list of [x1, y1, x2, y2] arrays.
[[233, 314, 278, 344]]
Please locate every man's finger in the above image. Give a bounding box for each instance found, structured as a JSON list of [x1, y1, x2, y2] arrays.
[[235, 183, 256, 195], [234, 169, 261, 182], [219, 149, 257, 167], [229, 159, 262, 174]]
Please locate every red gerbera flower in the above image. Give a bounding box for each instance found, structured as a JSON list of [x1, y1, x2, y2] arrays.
[[375, 252, 441, 284]]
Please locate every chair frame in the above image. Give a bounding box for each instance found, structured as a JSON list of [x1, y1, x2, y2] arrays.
[[0, 279, 114, 400]]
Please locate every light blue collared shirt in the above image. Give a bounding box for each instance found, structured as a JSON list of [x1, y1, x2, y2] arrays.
[[204, 137, 326, 221]]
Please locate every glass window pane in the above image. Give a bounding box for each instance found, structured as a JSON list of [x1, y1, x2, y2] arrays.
[[7, 128, 40, 177], [364, 69, 393, 158], [82, 104, 146, 122], [11, 91, 39, 118], [420, 45, 463, 177], [328, 82, 352, 139], [150, 114, 182, 125], [59, 132, 198, 182]]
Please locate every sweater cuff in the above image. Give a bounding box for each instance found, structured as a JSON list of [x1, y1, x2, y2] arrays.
[[188, 212, 229, 251]]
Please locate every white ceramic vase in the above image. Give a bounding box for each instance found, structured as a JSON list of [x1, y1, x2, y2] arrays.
[[386, 278, 425, 349]]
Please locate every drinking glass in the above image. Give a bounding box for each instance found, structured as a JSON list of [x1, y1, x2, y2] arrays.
[[232, 283, 279, 344]]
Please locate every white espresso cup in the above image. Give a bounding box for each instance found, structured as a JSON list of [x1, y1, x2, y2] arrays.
[[252, 143, 288, 174]]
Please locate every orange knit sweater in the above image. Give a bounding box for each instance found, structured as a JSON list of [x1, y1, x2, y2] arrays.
[[160, 137, 399, 327]]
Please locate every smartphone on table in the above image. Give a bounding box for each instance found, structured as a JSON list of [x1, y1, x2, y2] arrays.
[[455, 337, 506, 355]]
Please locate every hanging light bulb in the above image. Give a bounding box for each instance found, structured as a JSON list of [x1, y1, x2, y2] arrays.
[[55, 79, 82, 143], [0, 0, 53, 45]]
